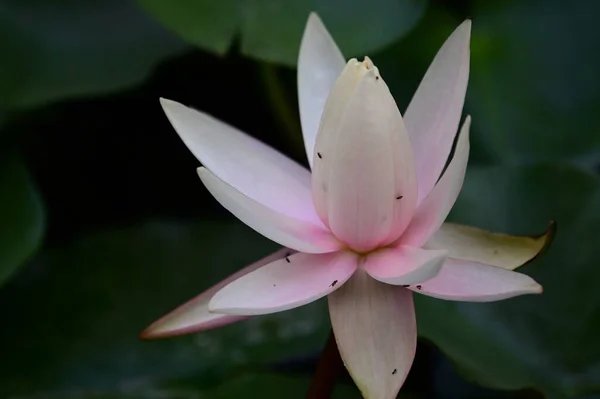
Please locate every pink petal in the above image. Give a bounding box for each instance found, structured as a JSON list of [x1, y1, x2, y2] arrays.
[[410, 258, 543, 302], [311, 58, 417, 252], [364, 245, 446, 285], [298, 13, 346, 168], [328, 271, 416, 398], [198, 167, 341, 254], [160, 98, 322, 225], [400, 116, 471, 247], [209, 251, 358, 315], [140, 249, 290, 339], [404, 20, 471, 204]]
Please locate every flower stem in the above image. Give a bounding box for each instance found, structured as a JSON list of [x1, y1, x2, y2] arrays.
[[306, 330, 343, 399]]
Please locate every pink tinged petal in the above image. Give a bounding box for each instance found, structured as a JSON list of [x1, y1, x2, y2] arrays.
[[400, 116, 471, 247], [410, 258, 543, 302], [328, 271, 416, 399], [404, 20, 471, 204], [140, 249, 291, 339], [424, 221, 556, 270], [298, 12, 346, 168], [209, 251, 359, 316], [312, 58, 417, 252], [198, 167, 341, 254], [364, 245, 447, 285], [160, 98, 322, 225]]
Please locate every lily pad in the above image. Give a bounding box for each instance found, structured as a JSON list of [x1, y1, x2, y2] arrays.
[[0, 0, 188, 109], [416, 164, 600, 398], [0, 153, 44, 286], [134, 0, 428, 65], [374, 1, 600, 167], [10, 372, 365, 399], [0, 220, 330, 397], [467, 0, 600, 165]]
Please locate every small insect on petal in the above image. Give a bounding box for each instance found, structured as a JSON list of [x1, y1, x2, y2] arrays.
[[331, 280, 338, 287], [392, 369, 397, 375], [317, 152, 323, 159]]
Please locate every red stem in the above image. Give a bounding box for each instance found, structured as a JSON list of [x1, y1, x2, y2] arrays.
[[306, 330, 343, 399]]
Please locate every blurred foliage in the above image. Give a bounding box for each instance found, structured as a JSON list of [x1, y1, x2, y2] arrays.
[[0, 153, 44, 285], [0, 0, 599, 397], [467, 0, 600, 165], [0, 0, 187, 109], [417, 164, 600, 398], [12, 373, 365, 399], [0, 221, 332, 397], [134, 0, 428, 65]]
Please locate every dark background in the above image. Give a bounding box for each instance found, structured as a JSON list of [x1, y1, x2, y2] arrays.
[[0, 0, 598, 398]]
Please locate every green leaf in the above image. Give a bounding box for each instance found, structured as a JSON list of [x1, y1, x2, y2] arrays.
[[207, 372, 363, 399], [467, 0, 600, 164], [0, 153, 44, 285], [373, 1, 600, 167], [0, 0, 188, 109], [134, 0, 428, 65], [0, 221, 331, 397], [11, 372, 366, 399], [416, 164, 600, 398]]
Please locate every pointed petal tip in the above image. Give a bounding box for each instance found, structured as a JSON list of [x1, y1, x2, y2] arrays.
[[461, 115, 472, 140], [307, 11, 321, 23], [464, 114, 472, 129], [139, 319, 191, 340], [522, 280, 543, 296], [303, 12, 327, 39], [139, 324, 175, 340], [520, 220, 557, 268], [139, 318, 229, 340], [138, 308, 211, 340], [414, 259, 545, 302], [159, 98, 189, 122], [453, 19, 472, 39], [539, 219, 557, 252], [159, 97, 176, 109], [139, 326, 157, 340], [139, 304, 249, 340], [462, 19, 472, 32]]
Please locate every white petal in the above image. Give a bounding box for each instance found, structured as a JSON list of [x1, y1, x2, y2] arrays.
[[410, 258, 543, 302], [160, 98, 322, 225], [209, 251, 358, 315], [312, 58, 417, 252], [198, 167, 340, 253], [140, 249, 290, 338], [364, 245, 446, 285], [424, 222, 556, 270], [298, 13, 346, 168], [400, 116, 471, 247], [404, 20, 471, 204], [329, 271, 416, 398]]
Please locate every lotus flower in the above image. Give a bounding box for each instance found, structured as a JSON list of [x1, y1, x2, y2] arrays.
[[142, 13, 553, 398]]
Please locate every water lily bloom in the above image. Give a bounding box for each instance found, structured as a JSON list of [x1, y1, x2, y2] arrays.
[[143, 13, 553, 398]]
